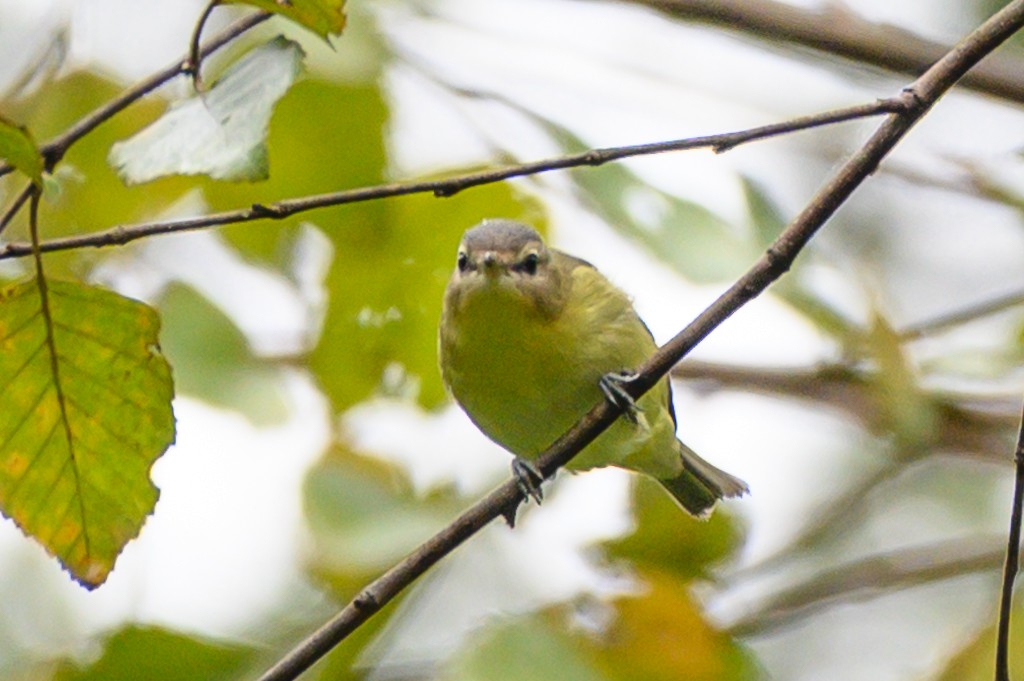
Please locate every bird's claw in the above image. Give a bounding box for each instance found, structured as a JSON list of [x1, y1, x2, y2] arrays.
[[600, 370, 643, 424], [512, 457, 544, 505]]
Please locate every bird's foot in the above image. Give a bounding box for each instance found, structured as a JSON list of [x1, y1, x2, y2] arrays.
[[600, 370, 643, 424], [512, 457, 544, 505]]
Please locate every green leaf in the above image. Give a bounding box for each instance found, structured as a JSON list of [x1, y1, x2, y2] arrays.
[[442, 614, 607, 681], [157, 283, 289, 424], [109, 37, 304, 184], [305, 446, 457, 593], [0, 116, 43, 185], [53, 626, 256, 681], [227, 0, 346, 40], [607, 477, 742, 580], [573, 161, 751, 283], [0, 278, 175, 588]]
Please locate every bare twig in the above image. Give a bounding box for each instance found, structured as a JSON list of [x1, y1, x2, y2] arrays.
[[0, 183, 32, 236], [255, 4, 1024, 680], [673, 360, 1019, 462], [0, 11, 270, 180], [728, 535, 1005, 637], [899, 287, 1024, 340], [628, 0, 1024, 106], [184, 1, 226, 91], [0, 98, 903, 261], [996, 401, 1024, 681]]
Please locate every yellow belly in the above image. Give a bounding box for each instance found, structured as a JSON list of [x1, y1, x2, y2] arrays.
[[440, 267, 682, 479]]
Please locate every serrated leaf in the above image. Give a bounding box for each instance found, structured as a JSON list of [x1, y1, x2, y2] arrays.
[[0, 115, 43, 185], [0, 279, 175, 588], [109, 37, 304, 184], [227, 0, 346, 40]]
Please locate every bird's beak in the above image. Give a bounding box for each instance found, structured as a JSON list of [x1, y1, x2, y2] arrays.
[[481, 251, 501, 277]]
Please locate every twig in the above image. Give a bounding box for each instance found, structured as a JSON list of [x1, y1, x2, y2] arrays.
[[184, 1, 226, 92], [996, 401, 1024, 681], [673, 360, 1019, 463], [254, 4, 1024, 680], [0, 98, 903, 261], [0, 11, 270, 179], [728, 535, 1005, 637], [899, 287, 1024, 340], [629, 0, 1024, 106], [0, 183, 33, 236]]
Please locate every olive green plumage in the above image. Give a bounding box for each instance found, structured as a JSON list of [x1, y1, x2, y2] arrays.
[[439, 219, 747, 516]]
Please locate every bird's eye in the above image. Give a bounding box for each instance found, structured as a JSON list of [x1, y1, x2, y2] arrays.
[[457, 252, 469, 272], [519, 252, 540, 275]]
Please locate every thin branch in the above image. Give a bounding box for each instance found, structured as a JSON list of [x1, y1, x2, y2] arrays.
[[673, 361, 1019, 462], [996, 400, 1024, 681], [0, 183, 33, 236], [0, 98, 903, 262], [0, 11, 270, 179], [728, 535, 1005, 637], [628, 0, 1024, 106], [255, 4, 1024, 679], [184, 1, 225, 91], [899, 288, 1024, 340]]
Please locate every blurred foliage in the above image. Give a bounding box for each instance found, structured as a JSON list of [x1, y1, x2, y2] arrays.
[[608, 477, 743, 581], [52, 626, 258, 681], [441, 575, 757, 681], [156, 282, 290, 424], [229, 0, 347, 41], [937, 602, 1024, 680], [0, 115, 43, 185]]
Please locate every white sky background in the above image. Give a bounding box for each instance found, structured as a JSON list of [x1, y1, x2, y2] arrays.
[[0, 1, 1023, 680]]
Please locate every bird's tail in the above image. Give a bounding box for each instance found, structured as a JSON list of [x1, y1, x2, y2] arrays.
[[658, 441, 748, 518]]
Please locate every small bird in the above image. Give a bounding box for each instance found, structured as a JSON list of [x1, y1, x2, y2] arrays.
[[439, 219, 747, 517]]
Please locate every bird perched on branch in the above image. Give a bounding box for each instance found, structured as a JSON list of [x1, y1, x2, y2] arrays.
[[439, 219, 747, 517]]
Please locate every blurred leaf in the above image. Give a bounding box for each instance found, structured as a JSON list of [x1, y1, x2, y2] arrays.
[[607, 476, 742, 581], [228, 0, 346, 40], [0, 116, 43, 185], [742, 175, 785, 250], [53, 626, 256, 681], [109, 37, 304, 184], [573, 162, 749, 283], [0, 278, 174, 587], [588, 571, 757, 681], [865, 312, 936, 452], [441, 614, 607, 681], [936, 603, 1024, 681], [741, 176, 856, 342], [304, 445, 459, 594], [531, 119, 749, 282], [157, 283, 289, 424]]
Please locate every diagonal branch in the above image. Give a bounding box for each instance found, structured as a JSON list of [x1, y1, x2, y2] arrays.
[[627, 0, 1024, 106], [0, 98, 903, 262], [254, 3, 1024, 680]]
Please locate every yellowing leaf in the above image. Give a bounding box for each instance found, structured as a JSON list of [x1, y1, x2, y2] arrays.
[[0, 116, 44, 185], [109, 37, 304, 184], [0, 279, 175, 588], [591, 571, 756, 681], [228, 0, 346, 40]]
